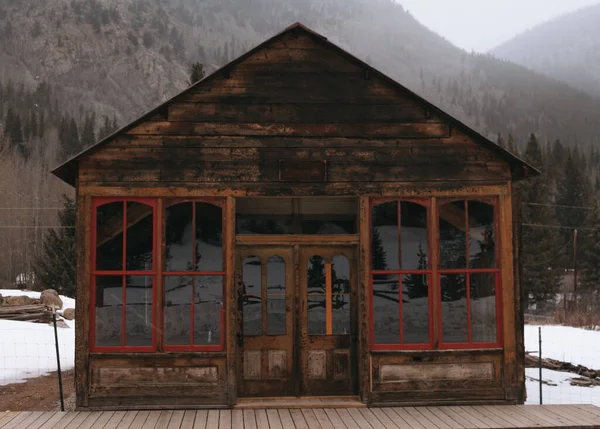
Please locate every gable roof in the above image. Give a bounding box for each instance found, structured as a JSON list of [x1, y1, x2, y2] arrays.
[[52, 22, 539, 187]]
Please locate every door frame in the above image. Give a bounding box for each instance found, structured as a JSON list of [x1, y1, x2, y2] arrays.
[[231, 235, 361, 401]]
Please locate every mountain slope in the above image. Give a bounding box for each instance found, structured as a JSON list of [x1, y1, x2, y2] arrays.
[[2, 0, 600, 153], [491, 4, 600, 97]]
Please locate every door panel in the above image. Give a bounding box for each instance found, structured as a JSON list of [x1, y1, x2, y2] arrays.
[[237, 247, 295, 397], [300, 246, 358, 396]]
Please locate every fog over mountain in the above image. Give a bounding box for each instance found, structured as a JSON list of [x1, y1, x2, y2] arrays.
[[491, 3, 600, 97]]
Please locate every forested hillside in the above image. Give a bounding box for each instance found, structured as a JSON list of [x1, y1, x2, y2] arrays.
[[0, 0, 600, 314], [492, 3, 600, 97]]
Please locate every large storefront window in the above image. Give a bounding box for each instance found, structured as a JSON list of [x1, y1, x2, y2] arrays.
[[371, 199, 432, 350], [92, 199, 157, 352], [91, 198, 225, 353], [370, 198, 501, 351]]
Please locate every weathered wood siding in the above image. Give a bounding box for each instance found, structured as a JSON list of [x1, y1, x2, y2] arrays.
[[77, 29, 511, 190]]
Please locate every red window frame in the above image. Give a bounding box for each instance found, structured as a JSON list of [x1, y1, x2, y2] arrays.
[[90, 198, 158, 353], [162, 199, 226, 352], [369, 198, 435, 351], [437, 198, 503, 350]]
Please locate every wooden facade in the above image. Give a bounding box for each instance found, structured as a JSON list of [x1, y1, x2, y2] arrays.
[[52, 23, 538, 410]]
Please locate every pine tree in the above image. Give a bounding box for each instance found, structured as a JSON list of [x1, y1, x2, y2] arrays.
[[580, 200, 600, 294], [520, 133, 561, 310], [188, 62, 205, 85], [81, 112, 96, 148], [34, 195, 76, 297]]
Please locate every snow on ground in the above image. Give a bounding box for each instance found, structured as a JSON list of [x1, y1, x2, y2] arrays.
[[525, 324, 600, 369], [525, 324, 600, 406], [525, 368, 600, 406], [0, 289, 75, 385]]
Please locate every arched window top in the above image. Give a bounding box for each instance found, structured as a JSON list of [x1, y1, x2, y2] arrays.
[[165, 201, 223, 273]]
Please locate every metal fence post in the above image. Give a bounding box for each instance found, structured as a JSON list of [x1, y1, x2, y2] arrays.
[[52, 305, 65, 411], [538, 326, 542, 405]]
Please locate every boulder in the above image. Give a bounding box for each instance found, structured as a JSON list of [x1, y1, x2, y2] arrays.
[[40, 289, 63, 309], [5, 295, 34, 306], [63, 308, 75, 320]]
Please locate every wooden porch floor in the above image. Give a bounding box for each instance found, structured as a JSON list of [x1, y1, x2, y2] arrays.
[[1, 405, 599, 429]]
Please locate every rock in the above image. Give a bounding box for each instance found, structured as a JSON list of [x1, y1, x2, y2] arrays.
[[49, 319, 70, 329], [40, 289, 63, 309], [5, 295, 34, 306], [63, 308, 75, 320]]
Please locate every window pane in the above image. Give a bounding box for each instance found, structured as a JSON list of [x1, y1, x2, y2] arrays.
[[267, 256, 286, 336], [441, 274, 468, 343], [96, 202, 123, 271], [372, 201, 399, 270], [471, 273, 497, 343], [372, 274, 400, 344], [468, 201, 496, 268], [125, 276, 153, 347], [164, 276, 192, 345], [165, 202, 193, 272], [307, 295, 326, 335], [243, 256, 262, 336], [94, 276, 122, 347], [236, 218, 292, 234], [439, 201, 467, 269], [194, 276, 223, 345], [401, 202, 428, 270], [307, 255, 326, 294], [126, 202, 154, 271], [332, 255, 350, 294], [402, 274, 429, 344], [332, 295, 350, 335], [267, 296, 286, 336], [196, 203, 223, 271], [301, 219, 356, 234]]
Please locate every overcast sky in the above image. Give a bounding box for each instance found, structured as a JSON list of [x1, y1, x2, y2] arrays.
[[399, 0, 599, 52]]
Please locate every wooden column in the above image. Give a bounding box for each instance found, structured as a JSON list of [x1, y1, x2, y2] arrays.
[[75, 191, 91, 409], [358, 196, 371, 404], [225, 196, 237, 406]]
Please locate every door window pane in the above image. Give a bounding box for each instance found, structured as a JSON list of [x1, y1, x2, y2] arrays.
[[470, 273, 497, 343], [307, 295, 326, 335], [332, 255, 350, 294], [371, 201, 399, 270], [126, 202, 153, 271], [243, 256, 262, 336], [441, 274, 468, 343], [165, 202, 193, 272], [401, 202, 428, 270], [307, 256, 326, 294], [196, 203, 223, 271], [372, 274, 400, 344], [96, 202, 123, 271], [95, 276, 122, 347], [125, 276, 153, 347], [267, 256, 286, 336], [332, 295, 350, 335], [194, 276, 223, 345], [402, 274, 429, 344], [469, 201, 496, 268], [439, 201, 467, 269]]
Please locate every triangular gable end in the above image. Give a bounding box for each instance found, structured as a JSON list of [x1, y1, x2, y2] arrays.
[[52, 22, 539, 186]]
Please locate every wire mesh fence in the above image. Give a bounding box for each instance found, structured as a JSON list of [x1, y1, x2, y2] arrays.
[[525, 323, 600, 406]]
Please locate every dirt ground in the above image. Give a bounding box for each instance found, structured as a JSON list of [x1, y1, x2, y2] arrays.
[[0, 370, 75, 411]]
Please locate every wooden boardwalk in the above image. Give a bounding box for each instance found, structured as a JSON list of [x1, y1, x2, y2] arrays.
[[1, 405, 599, 429]]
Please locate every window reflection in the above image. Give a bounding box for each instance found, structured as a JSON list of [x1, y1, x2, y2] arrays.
[[439, 201, 467, 269], [124, 276, 153, 346], [95, 276, 122, 347], [267, 256, 286, 336], [194, 276, 223, 345], [469, 202, 496, 268], [471, 273, 497, 343], [400, 202, 428, 270], [371, 201, 398, 270], [243, 256, 262, 336], [126, 202, 153, 271], [441, 274, 468, 343], [402, 274, 429, 344], [372, 274, 400, 345], [165, 202, 193, 272], [164, 276, 192, 345], [195, 203, 223, 272], [96, 202, 124, 271]]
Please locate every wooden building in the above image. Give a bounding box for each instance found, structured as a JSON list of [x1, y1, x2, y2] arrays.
[[52, 23, 538, 410]]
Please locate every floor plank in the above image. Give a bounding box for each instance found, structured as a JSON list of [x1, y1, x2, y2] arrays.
[[129, 411, 151, 429], [11, 413, 45, 429], [405, 407, 444, 429], [312, 409, 334, 429], [369, 407, 406, 429], [324, 409, 351, 429], [290, 409, 309, 429], [427, 407, 465, 429], [445, 406, 490, 429], [25, 412, 56, 429], [277, 410, 295, 429], [167, 410, 186, 429], [301, 409, 323, 429], [219, 410, 232, 429], [101, 411, 126, 429], [205, 410, 219, 429], [242, 410, 256, 429], [464, 406, 514, 428], [37, 412, 70, 429], [154, 411, 174, 429], [266, 409, 282, 429], [193, 411, 208, 429], [357, 409, 385, 429], [74, 411, 103, 429], [347, 408, 373, 429], [0, 412, 20, 429], [115, 411, 139, 429], [390, 407, 427, 429], [180, 410, 197, 429]]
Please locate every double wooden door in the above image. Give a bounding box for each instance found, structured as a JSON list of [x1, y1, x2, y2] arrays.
[[236, 245, 358, 397]]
